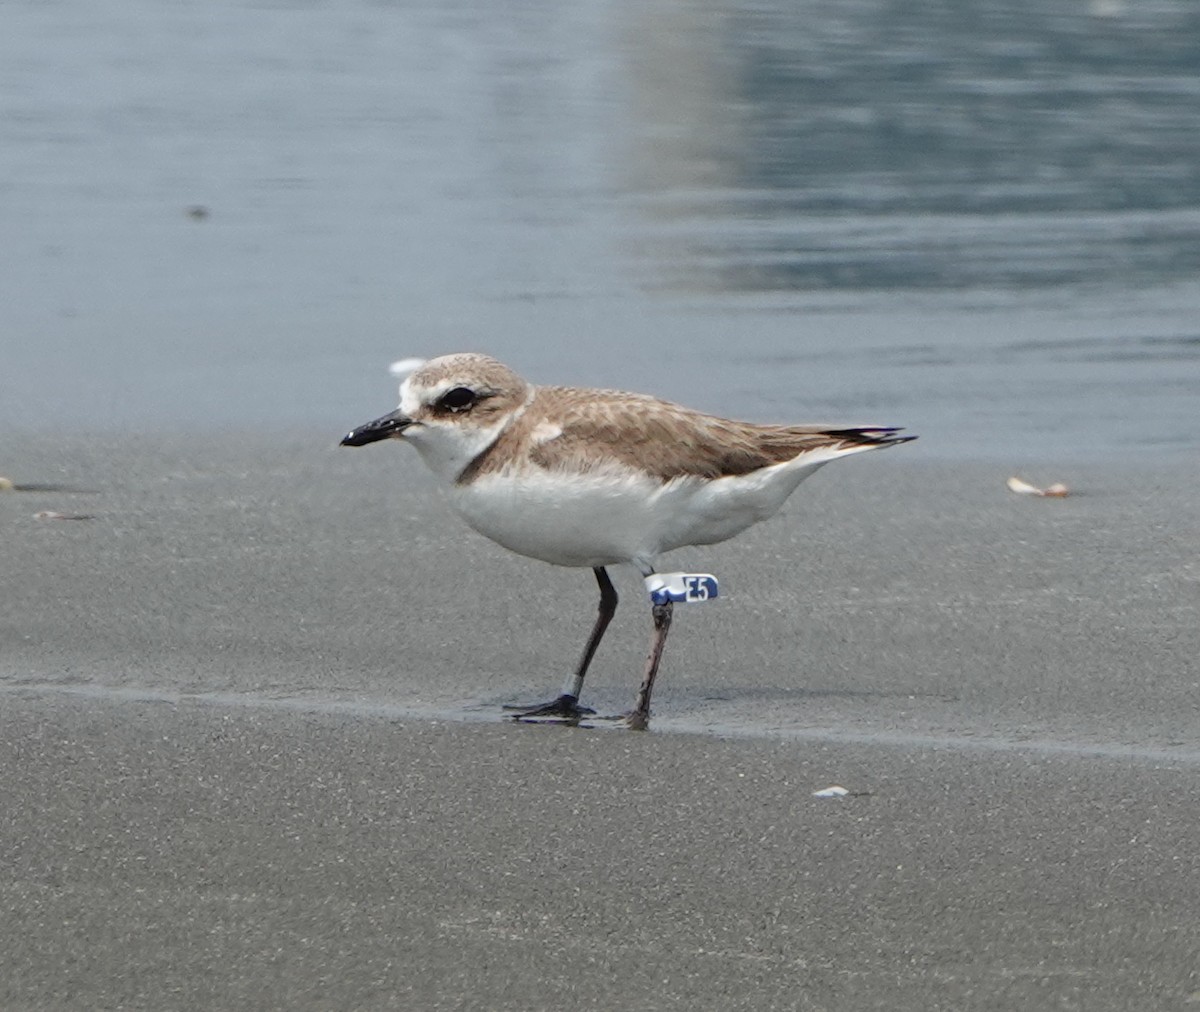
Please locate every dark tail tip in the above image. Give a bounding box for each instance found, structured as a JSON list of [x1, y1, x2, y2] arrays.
[[824, 427, 918, 448]]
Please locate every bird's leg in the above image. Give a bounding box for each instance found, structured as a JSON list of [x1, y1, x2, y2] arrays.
[[626, 598, 674, 731], [505, 567, 618, 722]]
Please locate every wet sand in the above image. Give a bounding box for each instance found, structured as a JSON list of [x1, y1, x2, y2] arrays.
[[3, 432, 1199, 1009]]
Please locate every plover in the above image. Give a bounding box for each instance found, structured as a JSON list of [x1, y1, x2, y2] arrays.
[[341, 353, 915, 729]]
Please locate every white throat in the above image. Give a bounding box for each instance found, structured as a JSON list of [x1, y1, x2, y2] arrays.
[[404, 418, 507, 482]]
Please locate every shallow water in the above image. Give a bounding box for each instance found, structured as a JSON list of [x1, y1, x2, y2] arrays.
[[3, 0, 1199, 457]]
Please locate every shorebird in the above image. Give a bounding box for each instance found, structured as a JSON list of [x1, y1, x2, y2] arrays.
[[341, 353, 915, 729]]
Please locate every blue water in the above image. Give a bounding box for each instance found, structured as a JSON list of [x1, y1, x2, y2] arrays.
[[2, 0, 1199, 458]]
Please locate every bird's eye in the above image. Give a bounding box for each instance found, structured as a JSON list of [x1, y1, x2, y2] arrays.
[[439, 386, 476, 412]]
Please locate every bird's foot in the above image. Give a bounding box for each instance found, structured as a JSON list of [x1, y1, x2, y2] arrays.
[[503, 694, 595, 723]]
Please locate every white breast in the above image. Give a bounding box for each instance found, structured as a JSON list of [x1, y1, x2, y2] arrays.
[[449, 468, 664, 568], [448, 456, 831, 570]]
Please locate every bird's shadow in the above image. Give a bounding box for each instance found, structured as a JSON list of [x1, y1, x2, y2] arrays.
[[472, 684, 958, 731]]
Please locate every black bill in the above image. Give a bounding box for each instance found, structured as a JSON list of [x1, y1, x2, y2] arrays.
[[340, 409, 413, 447]]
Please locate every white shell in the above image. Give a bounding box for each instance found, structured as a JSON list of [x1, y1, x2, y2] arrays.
[[1007, 476, 1069, 498]]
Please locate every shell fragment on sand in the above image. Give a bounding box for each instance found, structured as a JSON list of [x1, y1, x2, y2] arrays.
[[1006, 476, 1069, 498]]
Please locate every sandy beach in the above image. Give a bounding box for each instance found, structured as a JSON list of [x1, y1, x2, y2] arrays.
[[7, 0, 1200, 1005], [3, 431, 1199, 1010]]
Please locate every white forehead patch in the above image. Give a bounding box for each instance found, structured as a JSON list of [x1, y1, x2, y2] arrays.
[[398, 376, 423, 416]]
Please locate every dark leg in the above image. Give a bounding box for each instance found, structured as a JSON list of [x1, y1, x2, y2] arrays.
[[505, 567, 618, 722], [626, 599, 674, 731]]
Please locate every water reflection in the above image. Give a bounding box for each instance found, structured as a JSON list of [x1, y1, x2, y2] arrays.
[[3, 0, 1199, 452], [623, 0, 1200, 291]]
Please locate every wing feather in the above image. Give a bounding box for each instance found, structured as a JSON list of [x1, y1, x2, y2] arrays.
[[521, 388, 909, 481]]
